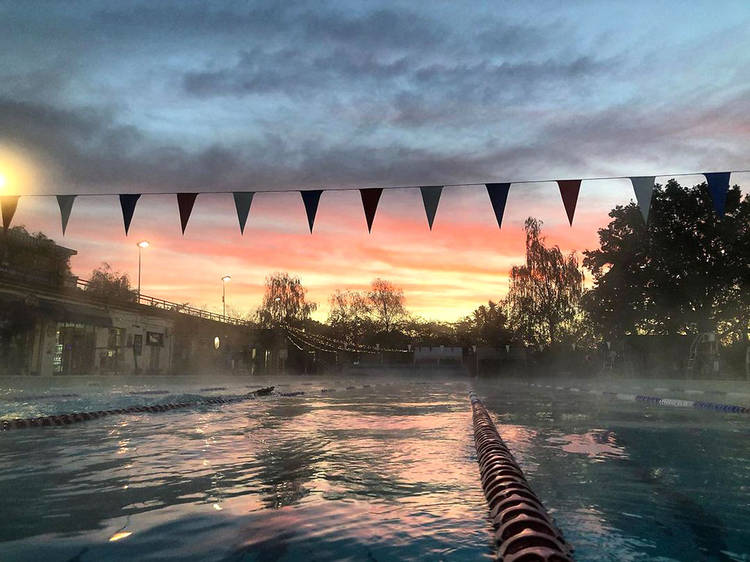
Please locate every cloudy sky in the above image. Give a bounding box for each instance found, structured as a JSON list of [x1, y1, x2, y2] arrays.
[[1, 1, 748, 320]]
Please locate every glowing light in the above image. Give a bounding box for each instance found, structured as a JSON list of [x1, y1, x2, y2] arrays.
[[0, 144, 43, 195], [214, 336, 220, 350], [108, 531, 132, 542], [221, 275, 231, 282], [138, 240, 150, 248], [213, 503, 222, 511]]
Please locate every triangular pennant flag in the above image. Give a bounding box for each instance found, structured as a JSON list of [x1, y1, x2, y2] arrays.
[[300, 190, 322, 233], [1, 196, 20, 232], [704, 172, 731, 217], [233, 192, 254, 234], [557, 179, 581, 226], [420, 186, 443, 230], [485, 183, 511, 228], [360, 188, 383, 233], [177, 193, 198, 234], [630, 176, 655, 223], [56, 195, 76, 235], [119, 194, 141, 235]]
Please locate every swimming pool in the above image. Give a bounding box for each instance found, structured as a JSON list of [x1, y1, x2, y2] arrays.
[[1, 375, 748, 561]]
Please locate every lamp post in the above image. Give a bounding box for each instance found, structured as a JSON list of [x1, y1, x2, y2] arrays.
[[221, 275, 231, 318], [137, 241, 149, 301]]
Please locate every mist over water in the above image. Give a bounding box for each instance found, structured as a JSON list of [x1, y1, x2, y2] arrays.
[[1, 373, 748, 561]]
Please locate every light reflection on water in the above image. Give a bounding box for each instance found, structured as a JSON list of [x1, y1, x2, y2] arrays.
[[0, 375, 748, 561]]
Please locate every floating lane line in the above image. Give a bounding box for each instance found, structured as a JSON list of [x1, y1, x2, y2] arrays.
[[470, 392, 574, 561], [528, 384, 748, 414], [1, 386, 275, 431]]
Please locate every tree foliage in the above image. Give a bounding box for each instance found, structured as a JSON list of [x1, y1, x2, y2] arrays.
[[505, 217, 585, 347], [84, 263, 135, 302], [327, 289, 372, 345], [367, 278, 406, 332], [458, 300, 512, 347], [583, 180, 749, 344], [0, 226, 74, 287], [256, 272, 316, 327]]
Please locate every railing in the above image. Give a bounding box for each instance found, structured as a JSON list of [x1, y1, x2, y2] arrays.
[[75, 278, 250, 326]]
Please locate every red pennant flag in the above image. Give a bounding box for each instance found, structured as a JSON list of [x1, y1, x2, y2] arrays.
[[557, 180, 581, 226], [360, 188, 382, 233], [1, 196, 20, 232], [177, 193, 198, 234]]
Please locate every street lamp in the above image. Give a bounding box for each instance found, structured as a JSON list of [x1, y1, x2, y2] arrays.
[[137, 241, 149, 301], [221, 275, 231, 318]]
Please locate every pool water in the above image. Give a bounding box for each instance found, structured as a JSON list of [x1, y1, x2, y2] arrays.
[[0, 375, 748, 561]]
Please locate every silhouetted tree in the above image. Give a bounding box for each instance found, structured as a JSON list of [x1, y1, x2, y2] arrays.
[[257, 272, 316, 327], [327, 289, 372, 345], [583, 180, 749, 344], [84, 263, 136, 302], [506, 218, 585, 347], [368, 278, 406, 332], [459, 300, 512, 348], [0, 226, 74, 287]]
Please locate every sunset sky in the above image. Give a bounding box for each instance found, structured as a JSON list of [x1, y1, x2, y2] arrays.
[[1, 1, 749, 321]]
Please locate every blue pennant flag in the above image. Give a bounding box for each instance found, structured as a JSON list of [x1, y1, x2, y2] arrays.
[[119, 194, 141, 235], [485, 183, 511, 228], [301, 190, 322, 233], [704, 172, 731, 217]]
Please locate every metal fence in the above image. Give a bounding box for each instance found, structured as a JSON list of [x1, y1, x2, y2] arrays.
[[75, 278, 250, 326]]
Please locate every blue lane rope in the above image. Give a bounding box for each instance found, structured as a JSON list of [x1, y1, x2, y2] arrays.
[[528, 383, 748, 414]]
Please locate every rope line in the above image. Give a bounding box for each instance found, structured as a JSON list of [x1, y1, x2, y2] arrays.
[[285, 324, 409, 354], [6, 169, 749, 197], [1, 386, 274, 431], [470, 392, 574, 561], [528, 383, 748, 414]]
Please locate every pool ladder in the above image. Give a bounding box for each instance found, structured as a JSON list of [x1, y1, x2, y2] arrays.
[[470, 392, 574, 561]]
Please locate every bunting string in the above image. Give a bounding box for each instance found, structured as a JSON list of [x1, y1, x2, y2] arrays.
[[1, 168, 746, 235]]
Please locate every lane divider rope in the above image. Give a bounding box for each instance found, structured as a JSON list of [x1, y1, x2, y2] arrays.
[[528, 383, 748, 414], [470, 392, 574, 562], [2, 381, 425, 432], [1, 386, 275, 431]]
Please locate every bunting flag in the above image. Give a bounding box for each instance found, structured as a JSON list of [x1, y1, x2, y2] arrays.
[[420, 186, 443, 230], [557, 179, 581, 226], [485, 183, 511, 228], [233, 192, 254, 234], [1, 196, 19, 232], [119, 194, 140, 235], [704, 172, 731, 217], [56, 195, 76, 235], [177, 193, 198, 234], [301, 190, 322, 233], [630, 176, 655, 223], [360, 188, 382, 233], [0, 168, 740, 235]]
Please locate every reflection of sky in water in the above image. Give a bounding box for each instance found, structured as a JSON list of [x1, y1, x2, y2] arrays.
[[0, 375, 748, 561], [548, 429, 628, 460]]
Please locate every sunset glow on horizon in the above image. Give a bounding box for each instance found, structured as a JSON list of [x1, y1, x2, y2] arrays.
[[9, 172, 748, 322], [1, 1, 748, 321]]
